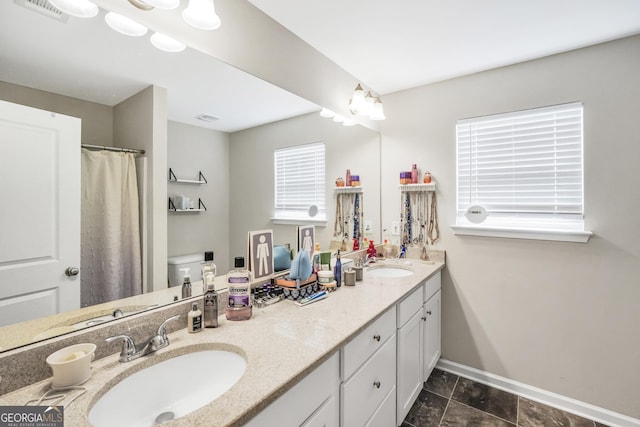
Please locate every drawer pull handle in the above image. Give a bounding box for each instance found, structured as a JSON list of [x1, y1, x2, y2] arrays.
[[373, 381, 381, 389], [426, 310, 432, 315], [373, 334, 381, 342], [421, 316, 427, 321]]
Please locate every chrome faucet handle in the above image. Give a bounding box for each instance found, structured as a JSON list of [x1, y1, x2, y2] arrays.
[[156, 315, 180, 341], [106, 334, 136, 360]]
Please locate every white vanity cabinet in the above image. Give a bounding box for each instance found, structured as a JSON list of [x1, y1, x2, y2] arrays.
[[396, 271, 442, 425], [341, 307, 397, 427], [422, 271, 442, 382], [244, 352, 340, 427]]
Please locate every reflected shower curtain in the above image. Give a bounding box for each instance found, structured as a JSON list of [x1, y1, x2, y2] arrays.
[[81, 149, 142, 307]]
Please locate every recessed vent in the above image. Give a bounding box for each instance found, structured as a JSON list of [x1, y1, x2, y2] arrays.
[[14, 0, 70, 22], [196, 114, 220, 122]]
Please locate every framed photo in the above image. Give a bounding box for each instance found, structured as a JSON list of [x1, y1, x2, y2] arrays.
[[298, 225, 315, 258], [248, 229, 274, 280]]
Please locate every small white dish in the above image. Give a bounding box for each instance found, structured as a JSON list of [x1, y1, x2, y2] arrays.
[[46, 343, 96, 389]]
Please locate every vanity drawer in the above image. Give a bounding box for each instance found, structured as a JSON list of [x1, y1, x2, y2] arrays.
[[341, 307, 396, 380], [423, 271, 441, 302], [341, 333, 397, 427], [397, 285, 422, 328]]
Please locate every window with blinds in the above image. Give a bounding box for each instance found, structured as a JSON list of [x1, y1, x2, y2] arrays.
[[274, 142, 326, 221], [456, 102, 584, 229]]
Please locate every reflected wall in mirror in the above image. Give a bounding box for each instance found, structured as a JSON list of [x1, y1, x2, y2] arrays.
[[0, 1, 381, 352]]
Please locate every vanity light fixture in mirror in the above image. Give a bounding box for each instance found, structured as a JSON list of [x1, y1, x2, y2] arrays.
[[182, 0, 222, 30], [48, 0, 98, 17], [348, 83, 385, 121], [105, 11, 148, 36], [150, 31, 186, 52]]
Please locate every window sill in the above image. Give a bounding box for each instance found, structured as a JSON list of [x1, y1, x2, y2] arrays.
[[271, 218, 328, 227], [450, 224, 593, 243]]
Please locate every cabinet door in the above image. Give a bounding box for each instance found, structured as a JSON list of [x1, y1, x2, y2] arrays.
[[423, 290, 441, 381], [396, 309, 423, 425], [245, 353, 339, 427], [301, 394, 338, 427]]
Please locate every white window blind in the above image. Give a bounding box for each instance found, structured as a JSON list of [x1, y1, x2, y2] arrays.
[[274, 142, 326, 221], [456, 102, 584, 229]]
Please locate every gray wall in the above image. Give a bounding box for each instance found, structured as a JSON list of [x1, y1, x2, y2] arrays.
[[380, 35, 640, 418], [167, 121, 230, 275], [229, 112, 381, 265], [0, 81, 113, 146]]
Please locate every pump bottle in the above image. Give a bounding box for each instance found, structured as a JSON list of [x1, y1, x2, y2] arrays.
[[181, 268, 192, 298], [203, 272, 218, 328]]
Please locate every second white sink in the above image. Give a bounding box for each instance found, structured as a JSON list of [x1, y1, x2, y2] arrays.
[[365, 264, 414, 278], [89, 349, 246, 427]]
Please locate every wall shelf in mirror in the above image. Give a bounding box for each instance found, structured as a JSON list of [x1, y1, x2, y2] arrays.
[[168, 168, 207, 184], [399, 183, 435, 192], [168, 197, 207, 212]]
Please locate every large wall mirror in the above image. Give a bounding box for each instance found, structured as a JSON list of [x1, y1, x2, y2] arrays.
[[0, 1, 380, 352]]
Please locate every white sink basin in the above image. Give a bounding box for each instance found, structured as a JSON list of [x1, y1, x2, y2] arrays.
[[89, 349, 246, 427], [365, 265, 414, 278]]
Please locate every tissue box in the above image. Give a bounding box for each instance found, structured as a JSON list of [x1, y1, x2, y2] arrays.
[[275, 274, 318, 300]]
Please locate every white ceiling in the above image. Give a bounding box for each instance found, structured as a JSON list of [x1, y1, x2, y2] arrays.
[[3, 1, 640, 132], [0, 1, 319, 132], [249, 0, 640, 95]]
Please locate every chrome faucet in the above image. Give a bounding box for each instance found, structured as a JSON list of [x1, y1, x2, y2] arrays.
[[106, 315, 180, 363]]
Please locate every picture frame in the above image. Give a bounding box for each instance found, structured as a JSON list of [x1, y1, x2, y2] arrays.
[[297, 225, 315, 258], [247, 229, 274, 280]]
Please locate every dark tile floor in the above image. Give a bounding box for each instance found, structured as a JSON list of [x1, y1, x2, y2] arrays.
[[402, 368, 610, 427]]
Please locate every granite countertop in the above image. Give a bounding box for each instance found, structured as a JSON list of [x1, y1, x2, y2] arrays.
[[0, 258, 444, 426]]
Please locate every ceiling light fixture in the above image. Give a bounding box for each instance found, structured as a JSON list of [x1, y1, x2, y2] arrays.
[[182, 0, 221, 30], [105, 12, 148, 37], [48, 0, 98, 18], [150, 32, 186, 52], [348, 83, 385, 120], [142, 0, 180, 9]]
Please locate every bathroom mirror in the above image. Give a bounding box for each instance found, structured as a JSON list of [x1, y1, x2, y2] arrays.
[[0, 1, 380, 352]]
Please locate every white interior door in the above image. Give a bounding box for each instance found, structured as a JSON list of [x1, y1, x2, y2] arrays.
[[0, 100, 80, 327]]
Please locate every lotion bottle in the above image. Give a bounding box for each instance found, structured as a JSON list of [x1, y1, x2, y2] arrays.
[[188, 302, 202, 333], [203, 272, 218, 328], [180, 268, 192, 299], [225, 257, 252, 321]]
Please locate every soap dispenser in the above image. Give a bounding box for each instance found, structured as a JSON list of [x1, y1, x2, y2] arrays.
[[181, 268, 192, 299]]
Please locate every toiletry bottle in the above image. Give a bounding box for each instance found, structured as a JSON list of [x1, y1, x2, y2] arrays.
[[346, 169, 351, 187], [201, 251, 216, 282], [181, 268, 192, 299], [411, 163, 418, 184], [188, 302, 202, 333], [226, 257, 252, 321], [334, 250, 342, 287], [203, 272, 218, 328]]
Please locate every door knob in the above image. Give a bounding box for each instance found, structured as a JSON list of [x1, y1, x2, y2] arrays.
[[65, 267, 80, 277]]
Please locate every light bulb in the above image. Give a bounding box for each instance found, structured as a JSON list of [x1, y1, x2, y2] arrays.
[[105, 12, 148, 37], [369, 97, 386, 121], [48, 0, 98, 18], [182, 0, 221, 30], [150, 32, 186, 53], [348, 83, 366, 115], [320, 108, 335, 118]]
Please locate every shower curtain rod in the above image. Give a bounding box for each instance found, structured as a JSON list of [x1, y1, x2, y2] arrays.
[[81, 144, 145, 155]]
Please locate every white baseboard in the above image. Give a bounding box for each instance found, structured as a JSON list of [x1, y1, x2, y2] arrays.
[[436, 359, 640, 427]]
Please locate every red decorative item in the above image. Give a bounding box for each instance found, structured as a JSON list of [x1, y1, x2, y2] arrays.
[[367, 240, 376, 259], [353, 238, 359, 251]]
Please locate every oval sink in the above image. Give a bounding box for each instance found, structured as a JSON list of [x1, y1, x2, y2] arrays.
[[89, 350, 246, 427], [365, 265, 414, 278]]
